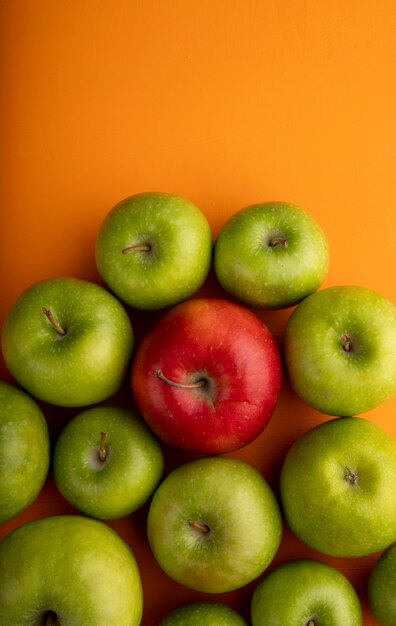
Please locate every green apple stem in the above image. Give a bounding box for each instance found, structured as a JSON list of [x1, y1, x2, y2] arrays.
[[45, 611, 57, 625], [42, 307, 66, 336], [340, 332, 352, 352], [344, 466, 359, 486], [155, 370, 207, 389], [99, 431, 107, 461], [122, 244, 151, 254], [268, 235, 288, 248], [307, 621, 315, 626], [188, 520, 210, 533]]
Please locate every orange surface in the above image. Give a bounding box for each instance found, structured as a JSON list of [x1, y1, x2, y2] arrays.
[[1, 2, 395, 624]]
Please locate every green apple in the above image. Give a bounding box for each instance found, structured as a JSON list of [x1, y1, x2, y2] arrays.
[[280, 417, 396, 557], [1, 277, 134, 407], [368, 543, 396, 626], [251, 559, 362, 626], [0, 380, 49, 524], [160, 601, 248, 625], [95, 192, 212, 310], [53, 406, 164, 519], [0, 515, 143, 625], [147, 456, 282, 593], [214, 201, 329, 309], [283, 285, 396, 416]]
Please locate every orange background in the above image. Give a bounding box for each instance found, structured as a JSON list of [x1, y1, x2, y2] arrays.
[[1, 1, 396, 624]]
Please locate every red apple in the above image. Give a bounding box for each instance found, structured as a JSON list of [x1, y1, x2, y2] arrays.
[[131, 298, 282, 454]]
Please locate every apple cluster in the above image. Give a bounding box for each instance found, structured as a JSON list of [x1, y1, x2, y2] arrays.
[[1, 192, 396, 626]]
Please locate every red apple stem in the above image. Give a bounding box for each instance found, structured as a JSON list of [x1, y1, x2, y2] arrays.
[[42, 307, 66, 336], [99, 431, 107, 461], [188, 520, 210, 533], [122, 244, 151, 254], [269, 235, 288, 248], [155, 370, 207, 389]]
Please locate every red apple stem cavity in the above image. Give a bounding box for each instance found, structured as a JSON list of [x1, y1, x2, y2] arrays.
[[99, 431, 107, 461], [188, 520, 210, 533], [42, 307, 66, 336], [122, 244, 151, 254], [155, 370, 207, 389]]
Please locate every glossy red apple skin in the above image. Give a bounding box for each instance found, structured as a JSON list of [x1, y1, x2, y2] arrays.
[[131, 298, 282, 454]]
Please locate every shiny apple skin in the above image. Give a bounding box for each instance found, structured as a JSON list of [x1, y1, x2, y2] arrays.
[[131, 298, 282, 454]]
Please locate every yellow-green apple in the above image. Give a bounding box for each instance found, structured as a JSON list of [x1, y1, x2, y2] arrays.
[[95, 192, 212, 310], [214, 201, 329, 309], [147, 456, 282, 593], [1, 277, 134, 407], [0, 515, 143, 625], [251, 559, 362, 626], [368, 543, 396, 626], [0, 380, 49, 524], [53, 406, 164, 519], [131, 298, 282, 454], [280, 417, 396, 557], [160, 601, 248, 626], [283, 285, 396, 416]]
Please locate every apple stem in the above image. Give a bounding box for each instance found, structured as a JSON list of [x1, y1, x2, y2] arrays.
[[307, 621, 315, 626], [344, 466, 359, 486], [155, 370, 207, 389], [188, 520, 210, 533], [340, 332, 352, 352], [268, 235, 288, 248], [42, 307, 66, 336], [45, 611, 57, 625], [122, 244, 151, 254], [99, 431, 107, 461]]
